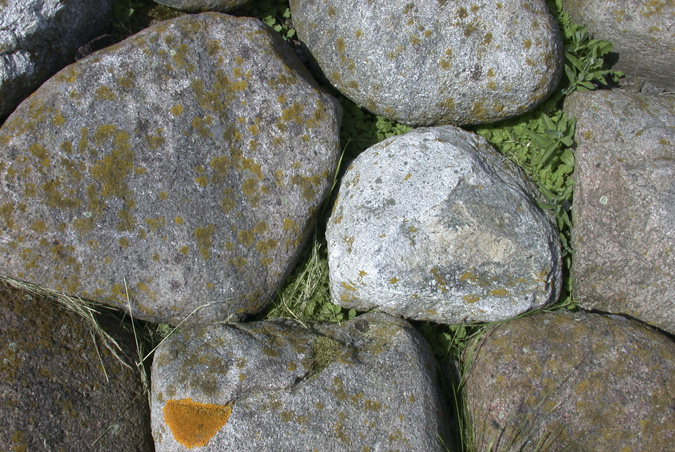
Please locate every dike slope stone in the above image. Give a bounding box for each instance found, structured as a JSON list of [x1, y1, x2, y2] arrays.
[[290, 0, 563, 126], [0, 281, 152, 451], [463, 311, 675, 452], [0, 13, 342, 326], [154, 0, 251, 12], [0, 0, 113, 121], [326, 126, 561, 324], [151, 312, 450, 451], [564, 0, 675, 92], [565, 90, 675, 335]]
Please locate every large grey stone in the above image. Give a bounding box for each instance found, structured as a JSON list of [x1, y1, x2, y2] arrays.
[[564, 0, 675, 91], [154, 0, 251, 12], [463, 311, 675, 452], [0, 281, 152, 451], [0, 13, 342, 326], [565, 89, 675, 335], [290, 0, 563, 126], [326, 126, 561, 324], [0, 0, 113, 121], [151, 312, 451, 451]]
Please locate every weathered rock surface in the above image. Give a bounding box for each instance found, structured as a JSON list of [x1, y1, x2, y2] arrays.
[[0, 13, 342, 326], [565, 89, 675, 335], [154, 0, 251, 12], [151, 312, 450, 451], [0, 281, 152, 451], [290, 0, 563, 126], [463, 311, 675, 452], [0, 0, 113, 121], [564, 0, 675, 91], [326, 126, 561, 324]]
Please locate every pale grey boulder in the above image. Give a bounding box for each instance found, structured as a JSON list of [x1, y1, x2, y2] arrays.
[[564, 0, 675, 91], [463, 311, 675, 452], [566, 89, 675, 335], [151, 312, 451, 451], [0, 281, 152, 451], [290, 0, 563, 126], [154, 0, 251, 12], [0, 13, 342, 326], [0, 0, 113, 121], [326, 126, 561, 324]]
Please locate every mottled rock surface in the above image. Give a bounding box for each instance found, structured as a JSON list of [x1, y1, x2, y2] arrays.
[[564, 0, 675, 91], [327, 126, 561, 324], [0, 0, 113, 121], [0, 281, 152, 451], [565, 89, 675, 335], [154, 0, 251, 12], [463, 311, 675, 452], [290, 0, 563, 126], [0, 13, 342, 325], [151, 312, 450, 451]]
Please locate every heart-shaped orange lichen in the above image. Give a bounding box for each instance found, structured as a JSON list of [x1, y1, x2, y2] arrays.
[[163, 398, 233, 448]]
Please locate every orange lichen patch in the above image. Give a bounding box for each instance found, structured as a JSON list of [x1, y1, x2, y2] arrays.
[[163, 398, 233, 448]]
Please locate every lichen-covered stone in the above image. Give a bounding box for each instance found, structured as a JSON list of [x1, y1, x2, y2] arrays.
[[463, 311, 675, 452], [564, 0, 675, 91], [151, 312, 451, 451], [565, 89, 675, 335], [326, 126, 561, 324], [0, 13, 342, 325], [290, 0, 563, 126], [154, 0, 251, 12], [0, 281, 152, 451], [0, 0, 113, 121]]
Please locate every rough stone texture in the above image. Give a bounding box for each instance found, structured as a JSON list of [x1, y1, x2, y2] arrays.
[[154, 0, 251, 12], [151, 312, 450, 451], [0, 13, 342, 326], [290, 0, 563, 126], [0, 0, 113, 121], [0, 281, 152, 451], [565, 89, 675, 335], [463, 311, 675, 452], [326, 126, 561, 324], [564, 0, 675, 92]]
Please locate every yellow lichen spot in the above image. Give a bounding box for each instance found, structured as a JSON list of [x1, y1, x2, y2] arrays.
[[159, 191, 168, 200], [30, 220, 47, 233], [336, 38, 345, 53], [175, 216, 183, 225], [238, 230, 254, 247], [153, 253, 160, 262], [194, 224, 215, 260], [170, 105, 183, 116], [195, 176, 209, 187], [94, 86, 116, 101], [231, 256, 246, 268], [463, 294, 481, 304], [119, 237, 130, 249], [253, 221, 267, 235], [389, 277, 400, 284], [341, 281, 357, 291], [52, 113, 66, 126], [180, 246, 189, 254], [145, 217, 166, 231], [356, 29, 363, 38], [29, 143, 50, 168], [523, 39, 532, 49], [163, 398, 233, 448], [490, 288, 509, 296]]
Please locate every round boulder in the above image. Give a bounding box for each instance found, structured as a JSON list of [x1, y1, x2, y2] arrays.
[[327, 126, 561, 324], [0, 13, 342, 325], [290, 0, 563, 126]]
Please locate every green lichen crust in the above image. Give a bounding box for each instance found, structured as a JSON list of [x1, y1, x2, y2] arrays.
[[464, 311, 675, 452], [326, 126, 561, 324], [0, 13, 342, 325], [290, 0, 563, 126], [151, 312, 451, 451]]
